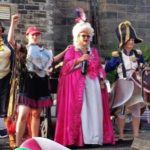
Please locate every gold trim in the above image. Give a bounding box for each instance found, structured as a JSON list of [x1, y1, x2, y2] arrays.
[[118, 22, 123, 48], [118, 20, 132, 47]]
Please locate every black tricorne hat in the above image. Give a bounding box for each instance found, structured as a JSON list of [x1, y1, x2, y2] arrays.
[[115, 20, 143, 48]]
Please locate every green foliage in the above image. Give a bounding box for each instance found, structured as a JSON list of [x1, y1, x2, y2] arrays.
[[138, 43, 150, 63], [104, 45, 118, 85], [106, 70, 117, 84]]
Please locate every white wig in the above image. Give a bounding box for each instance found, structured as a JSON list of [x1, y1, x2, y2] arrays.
[[72, 22, 94, 47]]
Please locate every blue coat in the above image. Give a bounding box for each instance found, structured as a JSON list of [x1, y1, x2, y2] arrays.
[[105, 49, 144, 72]]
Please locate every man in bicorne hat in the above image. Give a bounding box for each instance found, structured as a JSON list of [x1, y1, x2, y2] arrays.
[[105, 20, 145, 141]]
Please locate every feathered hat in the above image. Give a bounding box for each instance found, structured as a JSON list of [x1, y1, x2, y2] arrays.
[[72, 8, 94, 46], [115, 20, 143, 48]]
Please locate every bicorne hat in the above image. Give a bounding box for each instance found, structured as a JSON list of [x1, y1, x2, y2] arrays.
[[115, 20, 143, 48]]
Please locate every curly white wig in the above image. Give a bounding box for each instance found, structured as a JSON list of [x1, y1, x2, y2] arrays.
[[72, 22, 94, 47]]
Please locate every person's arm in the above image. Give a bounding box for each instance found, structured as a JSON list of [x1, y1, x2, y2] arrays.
[[105, 57, 121, 72], [138, 54, 145, 64], [52, 45, 88, 66], [8, 14, 20, 49], [53, 49, 67, 62]]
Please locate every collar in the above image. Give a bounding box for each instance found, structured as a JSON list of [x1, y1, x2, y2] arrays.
[[123, 49, 134, 56], [27, 43, 42, 47]]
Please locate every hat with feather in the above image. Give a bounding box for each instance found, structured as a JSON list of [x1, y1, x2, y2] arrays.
[[115, 20, 143, 48], [72, 8, 94, 47]]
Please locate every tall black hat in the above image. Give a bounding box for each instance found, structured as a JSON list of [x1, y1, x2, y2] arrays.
[[115, 20, 143, 48]]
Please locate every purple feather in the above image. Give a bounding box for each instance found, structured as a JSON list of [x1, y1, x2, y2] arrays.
[[75, 8, 86, 23]]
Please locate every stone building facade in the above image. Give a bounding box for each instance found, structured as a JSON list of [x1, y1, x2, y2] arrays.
[[0, 0, 54, 49], [99, 0, 150, 55], [0, 0, 150, 56]]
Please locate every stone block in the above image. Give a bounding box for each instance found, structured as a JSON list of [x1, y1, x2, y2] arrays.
[[107, 4, 127, 13], [32, 0, 46, 2], [18, 10, 27, 14], [25, 5, 39, 10], [117, 0, 128, 4], [17, 23, 25, 29], [55, 1, 76, 9], [18, 4, 24, 9], [131, 135, 150, 150], [127, 6, 137, 13], [54, 42, 67, 52], [135, 0, 146, 6], [117, 12, 127, 20], [53, 26, 67, 43], [11, 0, 28, 3], [100, 12, 117, 19], [34, 13, 46, 18], [54, 17, 67, 26], [106, 0, 117, 4], [145, 0, 150, 6]]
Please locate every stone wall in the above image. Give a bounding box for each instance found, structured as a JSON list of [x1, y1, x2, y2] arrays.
[[0, 0, 90, 54], [1, 0, 150, 56], [53, 0, 90, 54], [99, 0, 150, 56], [0, 0, 54, 49], [53, 0, 150, 56]]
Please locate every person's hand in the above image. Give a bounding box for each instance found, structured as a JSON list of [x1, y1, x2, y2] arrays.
[[11, 14, 20, 24], [79, 54, 89, 62], [75, 54, 89, 65]]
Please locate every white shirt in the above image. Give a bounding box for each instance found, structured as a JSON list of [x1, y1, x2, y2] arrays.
[[117, 51, 138, 79]]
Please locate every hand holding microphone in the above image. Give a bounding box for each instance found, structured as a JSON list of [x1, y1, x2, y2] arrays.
[[81, 51, 90, 75]]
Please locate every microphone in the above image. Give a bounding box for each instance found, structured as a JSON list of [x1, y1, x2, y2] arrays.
[[81, 51, 90, 75]]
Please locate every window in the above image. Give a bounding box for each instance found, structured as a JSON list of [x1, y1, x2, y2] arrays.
[[0, 4, 11, 20]]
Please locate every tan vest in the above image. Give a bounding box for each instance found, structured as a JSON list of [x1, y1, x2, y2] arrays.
[[117, 51, 138, 79], [0, 37, 11, 79]]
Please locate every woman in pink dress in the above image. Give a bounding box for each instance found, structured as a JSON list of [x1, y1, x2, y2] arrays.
[[54, 8, 115, 146]]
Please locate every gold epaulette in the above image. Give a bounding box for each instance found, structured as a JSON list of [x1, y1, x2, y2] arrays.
[[135, 49, 142, 55], [112, 51, 120, 57]]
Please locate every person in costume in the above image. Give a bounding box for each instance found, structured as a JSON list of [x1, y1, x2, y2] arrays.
[[0, 23, 8, 139], [0, 22, 14, 118], [105, 20, 145, 141], [54, 8, 115, 146], [8, 14, 68, 147], [0, 21, 17, 147]]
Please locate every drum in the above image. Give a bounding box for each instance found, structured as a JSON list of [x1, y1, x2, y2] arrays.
[[110, 78, 146, 115], [131, 68, 150, 105], [131, 68, 150, 94], [110, 79, 134, 109]]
